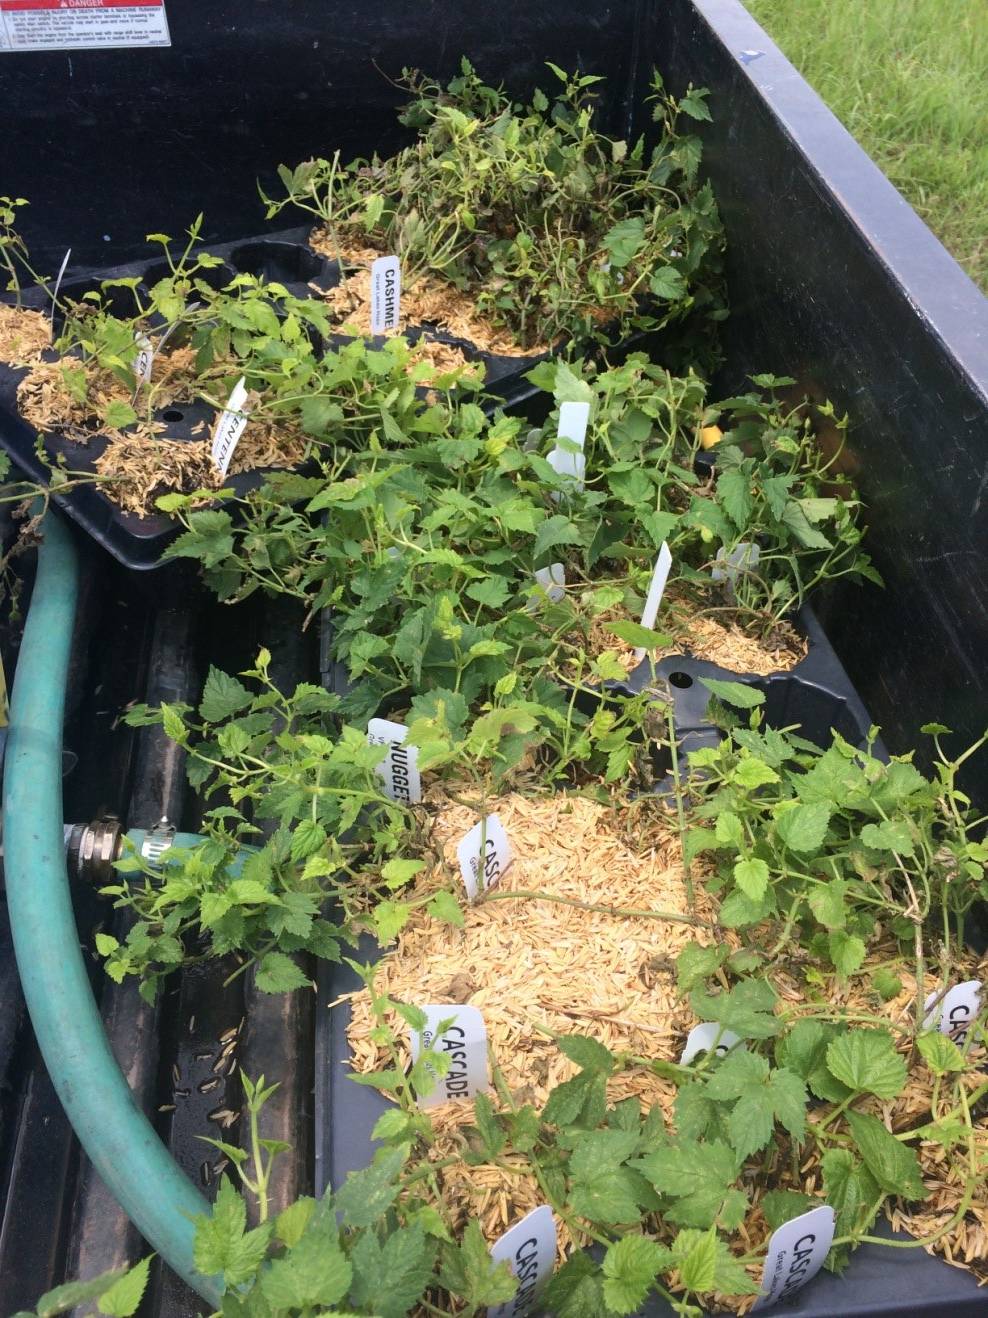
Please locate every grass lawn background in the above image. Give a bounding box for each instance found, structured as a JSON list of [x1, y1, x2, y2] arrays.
[[745, 0, 988, 292]]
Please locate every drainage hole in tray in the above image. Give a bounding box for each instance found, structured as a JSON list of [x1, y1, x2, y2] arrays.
[[668, 671, 694, 689], [162, 408, 185, 422]]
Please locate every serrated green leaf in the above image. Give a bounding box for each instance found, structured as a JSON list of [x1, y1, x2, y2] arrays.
[[426, 889, 465, 927], [845, 1110, 926, 1200], [96, 1257, 151, 1318], [602, 216, 646, 268], [699, 678, 765, 709], [334, 1146, 406, 1228], [439, 1220, 516, 1308], [826, 1030, 907, 1099], [199, 667, 252, 723], [717, 469, 753, 530], [807, 878, 849, 930], [733, 857, 769, 901], [637, 1139, 744, 1230], [274, 1196, 316, 1248], [255, 951, 310, 994], [557, 1034, 615, 1075], [601, 1235, 672, 1315], [860, 819, 915, 856], [36, 1269, 125, 1318], [604, 620, 671, 650], [822, 1148, 881, 1237], [828, 930, 866, 978], [761, 1190, 817, 1232], [916, 1032, 965, 1076], [776, 801, 831, 853], [260, 1213, 352, 1310]]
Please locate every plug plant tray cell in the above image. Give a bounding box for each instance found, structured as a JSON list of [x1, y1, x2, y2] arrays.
[[0, 227, 548, 571]]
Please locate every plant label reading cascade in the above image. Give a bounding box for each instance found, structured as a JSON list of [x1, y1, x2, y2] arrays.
[[210, 377, 250, 479], [367, 718, 422, 804], [487, 1205, 557, 1318], [924, 979, 982, 1044], [370, 255, 401, 334], [457, 813, 512, 901], [0, 0, 171, 52], [409, 1004, 489, 1109], [754, 1206, 836, 1310]]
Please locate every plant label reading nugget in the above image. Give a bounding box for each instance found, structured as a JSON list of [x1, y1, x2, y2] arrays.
[[924, 980, 982, 1045], [210, 377, 250, 478], [409, 1003, 489, 1108], [367, 717, 422, 804], [370, 254, 401, 333], [547, 400, 589, 492], [457, 813, 511, 901], [679, 1022, 744, 1064], [754, 1206, 835, 1309], [487, 1205, 557, 1318]]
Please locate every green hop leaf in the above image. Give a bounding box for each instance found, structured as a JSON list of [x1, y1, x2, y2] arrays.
[[601, 1235, 672, 1314], [825, 1030, 907, 1099]]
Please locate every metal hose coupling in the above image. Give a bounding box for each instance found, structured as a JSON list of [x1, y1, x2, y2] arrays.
[[66, 815, 178, 883]]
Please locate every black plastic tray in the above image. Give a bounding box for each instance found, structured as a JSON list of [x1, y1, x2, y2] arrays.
[[309, 606, 985, 1317], [0, 226, 546, 570]]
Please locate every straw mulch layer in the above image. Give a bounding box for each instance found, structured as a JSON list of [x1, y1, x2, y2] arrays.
[[343, 792, 737, 1270], [343, 790, 988, 1307], [16, 349, 308, 516], [567, 590, 807, 682], [310, 233, 545, 357], [0, 303, 51, 366]]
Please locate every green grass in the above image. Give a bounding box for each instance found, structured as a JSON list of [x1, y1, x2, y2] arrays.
[[745, 0, 988, 291]]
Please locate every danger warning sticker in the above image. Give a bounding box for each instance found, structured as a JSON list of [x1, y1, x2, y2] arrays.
[[0, 0, 170, 52]]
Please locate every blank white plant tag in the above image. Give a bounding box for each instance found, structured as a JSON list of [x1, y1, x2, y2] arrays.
[[367, 717, 422, 805], [680, 1023, 745, 1065], [753, 1206, 835, 1309], [712, 541, 761, 586], [924, 980, 982, 1045], [49, 247, 71, 338], [487, 1205, 557, 1318], [547, 400, 589, 495], [370, 254, 401, 333], [134, 333, 154, 386], [532, 563, 566, 605], [211, 376, 250, 478], [409, 1003, 489, 1108], [457, 813, 512, 901], [633, 541, 674, 660]]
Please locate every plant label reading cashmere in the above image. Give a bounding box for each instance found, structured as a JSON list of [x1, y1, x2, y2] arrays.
[[923, 980, 982, 1045], [210, 377, 250, 479], [634, 541, 673, 659], [409, 1004, 489, 1108], [370, 255, 401, 334], [547, 400, 589, 493], [679, 1022, 744, 1064], [457, 813, 511, 901], [753, 1206, 835, 1309], [0, 0, 170, 52], [367, 718, 422, 804], [487, 1205, 557, 1318], [532, 563, 566, 604]]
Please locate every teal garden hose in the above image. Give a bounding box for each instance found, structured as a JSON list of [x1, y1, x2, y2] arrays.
[[2, 509, 221, 1305]]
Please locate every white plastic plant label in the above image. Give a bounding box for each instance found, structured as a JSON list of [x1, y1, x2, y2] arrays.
[[924, 980, 982, 1045], [457, 813, 512, 901], [487, 1205, 557, 1318], [753, 1206, 835, 1309], [134, 333, 154, 386], [48, 246, 70, 337], [680, 1022, 744, 1065], [633, 541, 673, 660], [210, 376, 250, 478], [370, 254, 401, 333], [712, 541, 761, 586], [0, 0, 171, 53], [547, 400, 589, 492], [409, 1003, 489, 1108], [532, 563, 566, 605], [367, 717, 422, 805]]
